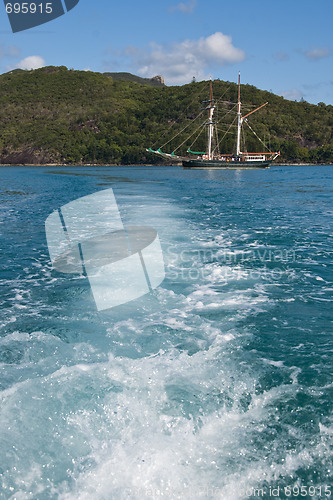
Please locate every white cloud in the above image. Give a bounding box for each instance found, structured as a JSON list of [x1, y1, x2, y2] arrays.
[[15, 55, 45, 70], [280, 88, 303, 101], [0, 44, 20, 60], [169, 0, 197, 14], [274, 51, 289, 62], [8, 45, 20, 58], [132, 32, 245, 84], [303, 47, 331, 61]]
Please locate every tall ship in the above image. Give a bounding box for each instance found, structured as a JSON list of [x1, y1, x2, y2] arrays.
[[147, 74, 280, 169]]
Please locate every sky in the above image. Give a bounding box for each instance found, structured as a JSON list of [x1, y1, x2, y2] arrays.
[[0, 0, 332, 105]]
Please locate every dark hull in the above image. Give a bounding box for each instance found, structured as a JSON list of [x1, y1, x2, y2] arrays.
[[183, 159, 271, 169]]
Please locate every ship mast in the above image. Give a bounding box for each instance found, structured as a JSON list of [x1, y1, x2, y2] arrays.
[[207, 79, 215, 160], [236, 73, 269, 156], [236, 72, 242, 157]]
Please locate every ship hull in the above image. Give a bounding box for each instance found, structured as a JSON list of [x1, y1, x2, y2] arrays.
[[182, 159, 271, 169]]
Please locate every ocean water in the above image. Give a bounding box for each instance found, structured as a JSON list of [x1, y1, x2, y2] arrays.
[[0, 165, 332, 500]]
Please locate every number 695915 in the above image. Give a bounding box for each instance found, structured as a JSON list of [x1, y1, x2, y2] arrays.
[[5, 3, 53, 14]]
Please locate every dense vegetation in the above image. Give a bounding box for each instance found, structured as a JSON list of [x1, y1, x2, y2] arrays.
[[0, 66, 332, 165], [103, 72, 165, 87]]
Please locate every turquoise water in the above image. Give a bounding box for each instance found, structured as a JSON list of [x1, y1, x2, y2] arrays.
[[0, 165, 332, 499]]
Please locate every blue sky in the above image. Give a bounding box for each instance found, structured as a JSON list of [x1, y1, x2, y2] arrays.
[[0, 0, 332, 104]]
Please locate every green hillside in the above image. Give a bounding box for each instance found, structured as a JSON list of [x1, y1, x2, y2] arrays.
[[0, 66, 332, 165], [103, 72, 165, 87]]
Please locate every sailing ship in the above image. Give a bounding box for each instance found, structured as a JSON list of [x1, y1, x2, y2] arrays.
[[147, 74, 280, 169]]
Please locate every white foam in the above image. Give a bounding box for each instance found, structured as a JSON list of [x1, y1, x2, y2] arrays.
[[261, 358, 285, 368]]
